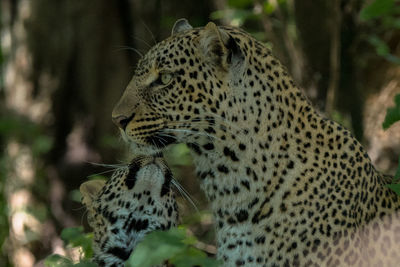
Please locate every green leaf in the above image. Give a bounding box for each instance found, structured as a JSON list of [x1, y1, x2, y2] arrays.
[[368, 36, 400, 65], [164, 144, 192, 166], [386, 183, 400, 195], [61, 227, 93, 259], [368, 36, 390, 56], [360, 0, 395, 20], [126, 228, 187, 267], [61, 227, 83, 244], [263, 1, 276, 14], [171, 247, 221, 267], [44, 255, 96, 267], [384, 54, 400, 65], [182, 234, 197, 246], [127, 227, 221, 267], [69, 189, 82, 203], [44, 254, 73, 267], [73, 260, 97, 267], [382, 94, 400, 129]]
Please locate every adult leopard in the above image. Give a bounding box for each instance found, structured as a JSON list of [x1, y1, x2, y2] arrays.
[[80, 156, 178, 266], [111, 19, 400, 266]]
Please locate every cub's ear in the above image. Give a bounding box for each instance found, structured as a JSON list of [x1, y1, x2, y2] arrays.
[[80, 179, 106, 207], [198, 22, 243, 69], [171, 18, 193, 35]]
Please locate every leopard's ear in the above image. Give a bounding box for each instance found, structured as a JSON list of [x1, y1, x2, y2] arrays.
[[80, 180, 106, 207], [198, 22, 243, 69], [171, 18, 193, 35]]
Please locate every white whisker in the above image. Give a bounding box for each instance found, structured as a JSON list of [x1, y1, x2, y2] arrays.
[[172, 178, 199, 212], [132, 36, 152, 49], [141, 20, 157, 45], [80, 209, 89, 226], [87, 162, 127, 169], [113, 45, 143, 58], [164, 117, 242, 137], [162, 128, 221, 141], [85, 161, 128, 178], [87, 169, 121, 178]]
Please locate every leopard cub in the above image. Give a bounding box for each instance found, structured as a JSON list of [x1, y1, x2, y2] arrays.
[[80, 156, 179, 266]]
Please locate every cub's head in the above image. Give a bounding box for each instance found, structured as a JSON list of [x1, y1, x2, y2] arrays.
[[112, 19, 250, 154], [80, 156, 178, 266]]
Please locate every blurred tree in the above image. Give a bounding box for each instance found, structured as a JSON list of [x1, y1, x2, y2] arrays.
[[1, 0, 215, 265]]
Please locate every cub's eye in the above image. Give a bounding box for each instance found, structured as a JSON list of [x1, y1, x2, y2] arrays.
[[160, 73, 172, 85]]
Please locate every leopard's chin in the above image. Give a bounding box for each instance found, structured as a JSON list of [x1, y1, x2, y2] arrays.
[[126, 141, 162, 156], [123, 132, 177, 156], [145, 133, 177, 148]]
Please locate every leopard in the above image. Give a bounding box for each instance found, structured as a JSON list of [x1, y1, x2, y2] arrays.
[[111, 18, 400, 266], [80, 155, 179, 267]]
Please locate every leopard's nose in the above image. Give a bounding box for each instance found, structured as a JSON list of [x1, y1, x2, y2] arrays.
[[112, 115, 132, 130]]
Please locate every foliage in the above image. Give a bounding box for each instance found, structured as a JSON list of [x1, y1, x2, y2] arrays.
[[0, 113, 54, 266], [360, 0, 397, 20], [44, 254, 96, 267], [44, 227, 94, 267], [356, 1, 400, 195], [0, 115, 53, 156], [164, 143, 193, 166], [382, 94, 400, 129], [360, 0, 400, 64], [366, 36, 400, 65], [44, 141, 217, 266], [61, 227, 94, 259], [45, 226, 220, 267], [211, 0, 288, 35], [127, 227, 220, 267], [382, 94, 400, 195], [386, 174, 400, 195]]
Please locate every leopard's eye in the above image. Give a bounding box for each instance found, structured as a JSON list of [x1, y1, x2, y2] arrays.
[[160, 73, 172, 85], [150, 72, 173, 88]]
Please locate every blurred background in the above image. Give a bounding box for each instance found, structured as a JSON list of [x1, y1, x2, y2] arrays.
[[0, 0, 399, 266]]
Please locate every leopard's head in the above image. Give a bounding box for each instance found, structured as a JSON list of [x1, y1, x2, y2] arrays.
[[112, 19, 249, 154]]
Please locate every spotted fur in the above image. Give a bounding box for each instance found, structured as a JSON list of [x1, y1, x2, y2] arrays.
[[111, 19, 400, 266], [80, 156, 178, 267]]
